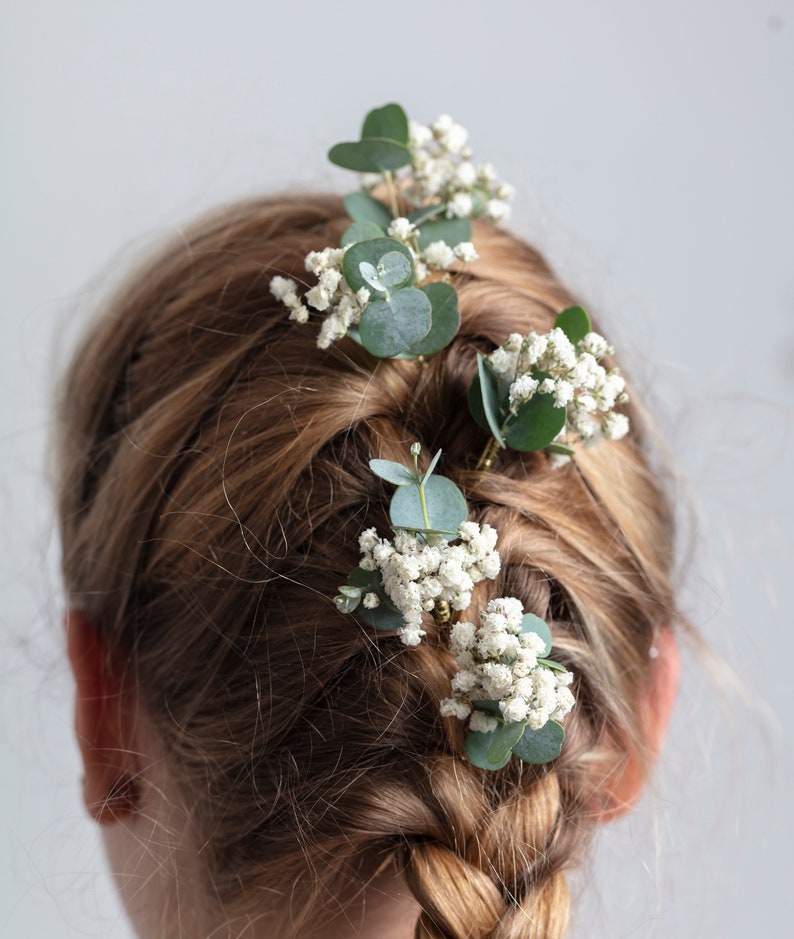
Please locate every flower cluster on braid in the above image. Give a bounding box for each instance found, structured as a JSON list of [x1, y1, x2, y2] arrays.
[[335, 443, 576, 769], [274, 104, 631, 770]]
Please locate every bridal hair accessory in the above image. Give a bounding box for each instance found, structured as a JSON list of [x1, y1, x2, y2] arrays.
[[270, 104, 631, 770]]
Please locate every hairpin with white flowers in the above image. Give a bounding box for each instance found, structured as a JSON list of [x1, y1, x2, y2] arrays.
[[270, 104, 631, 770]]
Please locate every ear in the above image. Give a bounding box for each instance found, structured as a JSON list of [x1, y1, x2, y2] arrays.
[[596, 627, 680, 822], [65, 609, 142, 824]]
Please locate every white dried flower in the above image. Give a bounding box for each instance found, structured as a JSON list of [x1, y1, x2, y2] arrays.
[[388, 216, 416, 241], [453, 241, 479, 263], [469, 710, 499, 734], [423, 240, 456, 269], [447, 191, 474, 218]]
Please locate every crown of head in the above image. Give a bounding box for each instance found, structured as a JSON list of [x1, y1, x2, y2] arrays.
[[270, 103, 630, 770]]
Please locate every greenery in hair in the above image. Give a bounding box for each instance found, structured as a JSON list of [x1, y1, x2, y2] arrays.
[[335, 445, 574, 770]]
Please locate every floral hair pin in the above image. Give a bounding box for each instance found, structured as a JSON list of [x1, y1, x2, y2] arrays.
[[271, 104, 632, 769], [335, 444, 575, 771]]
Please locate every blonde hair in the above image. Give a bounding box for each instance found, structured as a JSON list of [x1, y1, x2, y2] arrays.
[[57, 195, 676, 938]]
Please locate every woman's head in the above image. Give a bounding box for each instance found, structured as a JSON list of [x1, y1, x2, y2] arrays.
[[58, 194, 679, 938]]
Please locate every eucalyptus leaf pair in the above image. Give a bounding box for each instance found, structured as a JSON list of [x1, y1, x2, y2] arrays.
[[468, 305, 591, 454]]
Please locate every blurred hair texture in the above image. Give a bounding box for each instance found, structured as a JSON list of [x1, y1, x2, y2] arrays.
[[56, 195, 677, 939]]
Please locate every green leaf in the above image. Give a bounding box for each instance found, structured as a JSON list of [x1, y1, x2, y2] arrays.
[[520, 613, 552, 657], [555, 306, 591, 345], [504, 390, 566, 451], [344, 191, 394, 228], [328, 138, 411, 173], [334, 594, 360, 613], [472, 699, 501, 715], [348, 567, 383, 592], [421, 448, 443, 485], [337, 584, 362, 598], [359, 289, 432, 357], [512, 720, 565, 764], [389, 475, 468, 539], [407, 203, 445, 226], [343, 238, 414, 294], [416, 217, 473, 252], [487, 719, 527, 764], [466, 727, 512, 770], [358, 603, 407, 632], [369, 459, 417, 486], [537, 657, 567, 672], [474, 354, 506, 446], [340, 221, 386, 247], [545, 443, 575, 457], [361, 103, 409, 144], [405, 283, 460, 356], [377, 251, 412, 289]]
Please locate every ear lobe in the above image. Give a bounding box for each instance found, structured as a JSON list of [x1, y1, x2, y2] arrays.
[[65, 609, 141, 824], [595, 627, 680, 822]]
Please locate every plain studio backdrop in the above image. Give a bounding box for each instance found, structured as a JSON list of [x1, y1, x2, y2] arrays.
[[1, 1, 792, 936]]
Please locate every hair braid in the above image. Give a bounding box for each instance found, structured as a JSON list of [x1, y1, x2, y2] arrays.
[[401, 759, 572, 939]]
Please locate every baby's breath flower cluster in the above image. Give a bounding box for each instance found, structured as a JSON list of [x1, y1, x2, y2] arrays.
[[488, 327, 630, 445], [401, 114, 514, 223], [440, 597, 575, 733], [357, 520, 500, 647], [271, 248, 372, 350]]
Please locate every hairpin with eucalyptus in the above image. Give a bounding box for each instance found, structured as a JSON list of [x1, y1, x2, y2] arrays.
[[334, 443, 575, 770]]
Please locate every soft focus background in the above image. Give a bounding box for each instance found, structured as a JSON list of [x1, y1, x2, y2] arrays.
[[2, 1, 792, 935]]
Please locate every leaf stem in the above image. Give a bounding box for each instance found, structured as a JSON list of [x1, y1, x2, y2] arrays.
[[417, 481, 431, 529], [383, 171, 401, 218]]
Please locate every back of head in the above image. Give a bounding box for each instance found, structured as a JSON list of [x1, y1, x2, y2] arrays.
[[57, 193, 676, 938]]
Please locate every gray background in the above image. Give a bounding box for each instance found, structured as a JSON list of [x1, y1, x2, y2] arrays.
[[2, 1, 792, 936]]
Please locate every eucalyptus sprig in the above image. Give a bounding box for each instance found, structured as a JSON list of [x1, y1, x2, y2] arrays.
[[334, 444, 575, 770], [270, 103, 513, 358], [468, 305, 630, 468]]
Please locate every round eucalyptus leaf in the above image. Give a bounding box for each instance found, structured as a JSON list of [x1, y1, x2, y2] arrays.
[[416, 217, 473, 252], [361, 103, 409, 145], [328, 138, 411, 173], [358, 603, 406, 632], [344, 191, 394, 228], [369, 459, 417, 486], [341, 220, 386, 248], [487, 719, 527, 764], [359, 289, 432, 357], [512, 720, 565, 765], [343, 238, 413, 294], [520, 613, 552, 657], [466, 728, 512, 771], [377, 251, 412, 289], [389, 475, 467, 538], [337, 584, 362, 599], [359, 261, 386, 293], [554, 306, 591, 345], [334, 594, 360, 614], [405, 283, 460, 355], [505, 391, 566, 451], [348, 566, 384, 592]]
